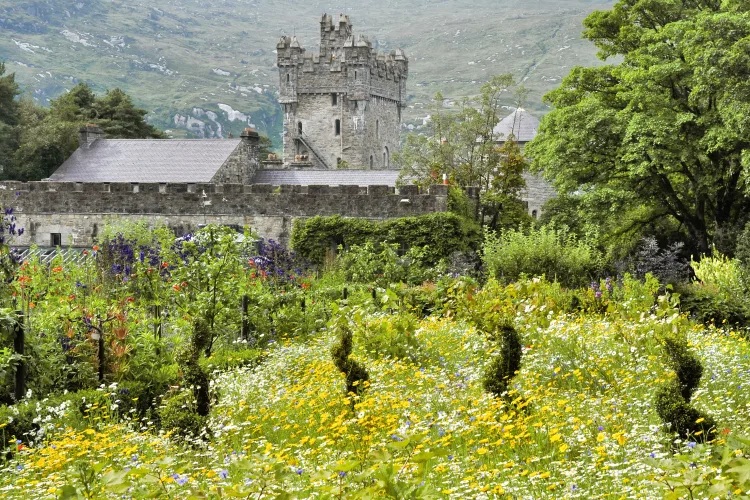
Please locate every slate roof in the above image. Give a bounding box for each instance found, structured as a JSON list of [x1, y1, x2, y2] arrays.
[[493, 108, 540, 143], [49, 139, 242, 183], [252, 169, 401, 186]]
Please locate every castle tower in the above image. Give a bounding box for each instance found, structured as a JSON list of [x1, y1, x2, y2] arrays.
[[277, 14, 408, 169]]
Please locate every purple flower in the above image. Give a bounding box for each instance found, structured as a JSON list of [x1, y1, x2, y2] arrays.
[[338, 471, 346, 478], [219, 469, 228, 480], [687, 442, 696, 449]]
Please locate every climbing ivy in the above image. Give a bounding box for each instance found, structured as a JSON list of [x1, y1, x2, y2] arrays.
[[291, 213, 480, 266]]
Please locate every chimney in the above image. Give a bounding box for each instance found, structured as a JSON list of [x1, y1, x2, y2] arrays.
[[240, 127, 259, 145], [79, 124, 104, 149]]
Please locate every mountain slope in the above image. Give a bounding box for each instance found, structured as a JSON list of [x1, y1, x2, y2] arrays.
[[0, 0, 613, 144]]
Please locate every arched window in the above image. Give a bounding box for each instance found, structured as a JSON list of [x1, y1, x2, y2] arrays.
[[286, 73, 290, 83], [370, 155, 373, 169], [384, 146, 390, 168], [532, 210, 538, 219], [335, 119, 341, 136], [297, 122, 303, 135]]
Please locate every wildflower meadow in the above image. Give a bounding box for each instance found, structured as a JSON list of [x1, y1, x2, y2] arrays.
[[0, 222, 749, 499]]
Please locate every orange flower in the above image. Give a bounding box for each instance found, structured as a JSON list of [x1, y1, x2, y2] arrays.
[[52, 266, 63, 273]]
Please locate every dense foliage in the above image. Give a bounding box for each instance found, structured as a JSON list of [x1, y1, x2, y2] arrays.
[[291, 212, 480, 267], [527, 0, 750, 255], [482, 225, 603, 287]]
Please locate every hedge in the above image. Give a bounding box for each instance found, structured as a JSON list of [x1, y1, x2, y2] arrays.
[[291, 212, 480, 266]]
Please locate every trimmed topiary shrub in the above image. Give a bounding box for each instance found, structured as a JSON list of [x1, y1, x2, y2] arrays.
[[483, 323, 522, 398], [653, 335, 716, 441], [162, 318, 212, 438], [159, 390, 207, 439], [330, 310, 369, 398]]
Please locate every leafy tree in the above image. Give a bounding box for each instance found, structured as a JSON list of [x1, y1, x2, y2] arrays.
[[0, 63, 21, 177], [395, 75, 528, 227], [527, 0, 750, 254], [6, 83, 164, 181]]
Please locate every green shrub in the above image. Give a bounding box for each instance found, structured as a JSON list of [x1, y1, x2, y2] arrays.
[[676, 283, 750, 327], [482, 225, 603, 287], [291, 213, 480, 267], [653, 335, 716, 441], [677, 252, 750, 328], [335, 242, 443, 287], [159, 390, 207, 439], [354, 313, 421, 363], [330, 309, 369, 397], [654, 381, 716, 441], [483, 323, 523, 398]]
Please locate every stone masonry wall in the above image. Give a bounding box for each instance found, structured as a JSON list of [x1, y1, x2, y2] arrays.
[[0, 182, 449, 248], [211, 138, 260, 184]]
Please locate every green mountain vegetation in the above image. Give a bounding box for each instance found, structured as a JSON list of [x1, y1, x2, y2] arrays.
[[0, 0, 613, 144]]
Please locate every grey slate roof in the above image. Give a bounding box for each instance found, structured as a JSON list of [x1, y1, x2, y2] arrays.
[[493, 108, 540, 143], [49, 139, 242, 183], [252, 169, 401, 186]]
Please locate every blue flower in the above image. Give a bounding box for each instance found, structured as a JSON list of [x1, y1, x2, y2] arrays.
[[219, 469, 229, 479]]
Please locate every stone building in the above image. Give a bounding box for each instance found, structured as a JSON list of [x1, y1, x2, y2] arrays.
[[277, 14, 408, 170], [493, 108, 556, 219], [5, 124, 449, 249]]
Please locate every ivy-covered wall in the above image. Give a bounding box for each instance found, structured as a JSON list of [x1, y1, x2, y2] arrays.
[[291, 213, 480, 266]]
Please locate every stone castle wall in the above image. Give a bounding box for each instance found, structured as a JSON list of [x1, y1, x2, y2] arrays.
[[0, 181, 450, 248]]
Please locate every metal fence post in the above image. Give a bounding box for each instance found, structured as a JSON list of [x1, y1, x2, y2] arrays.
[[241, 295, 249, 340], [13, 311, 25, 402]]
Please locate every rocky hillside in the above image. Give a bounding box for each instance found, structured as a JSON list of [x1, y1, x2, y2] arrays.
[[0, 0, 613, 144]]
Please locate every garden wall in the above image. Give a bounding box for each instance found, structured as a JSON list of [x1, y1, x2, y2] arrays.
[[0, 181, 453, 247]]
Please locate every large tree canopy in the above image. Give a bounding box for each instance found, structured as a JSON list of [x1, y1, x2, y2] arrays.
[[526, 0, 750, 253], [3, 83, 165, 181]]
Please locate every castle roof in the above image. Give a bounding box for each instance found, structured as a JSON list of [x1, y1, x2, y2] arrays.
[[493, 108, 540, 143], [49, 139, 242, 183], [253, 169, 401, 186]]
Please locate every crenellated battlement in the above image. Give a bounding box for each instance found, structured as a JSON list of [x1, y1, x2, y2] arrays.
[[1, 182, 443, 197], [277, 13, 408, 106], [277, 13, 408, 170], [0, 181, 458, 248]]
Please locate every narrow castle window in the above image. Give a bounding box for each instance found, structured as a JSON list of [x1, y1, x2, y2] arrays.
[[332, 93, 338, 106], [298, 122, 303, 135], [286, 73, 290, 83], [384, 146, 390, 168], [370, 155, 374, 169], [532, 210, 538, 219], [376, 120, 379, 139], [50, 233, 62, 247], [335, 119, 341, 136], [354, 70, 358, 79]]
